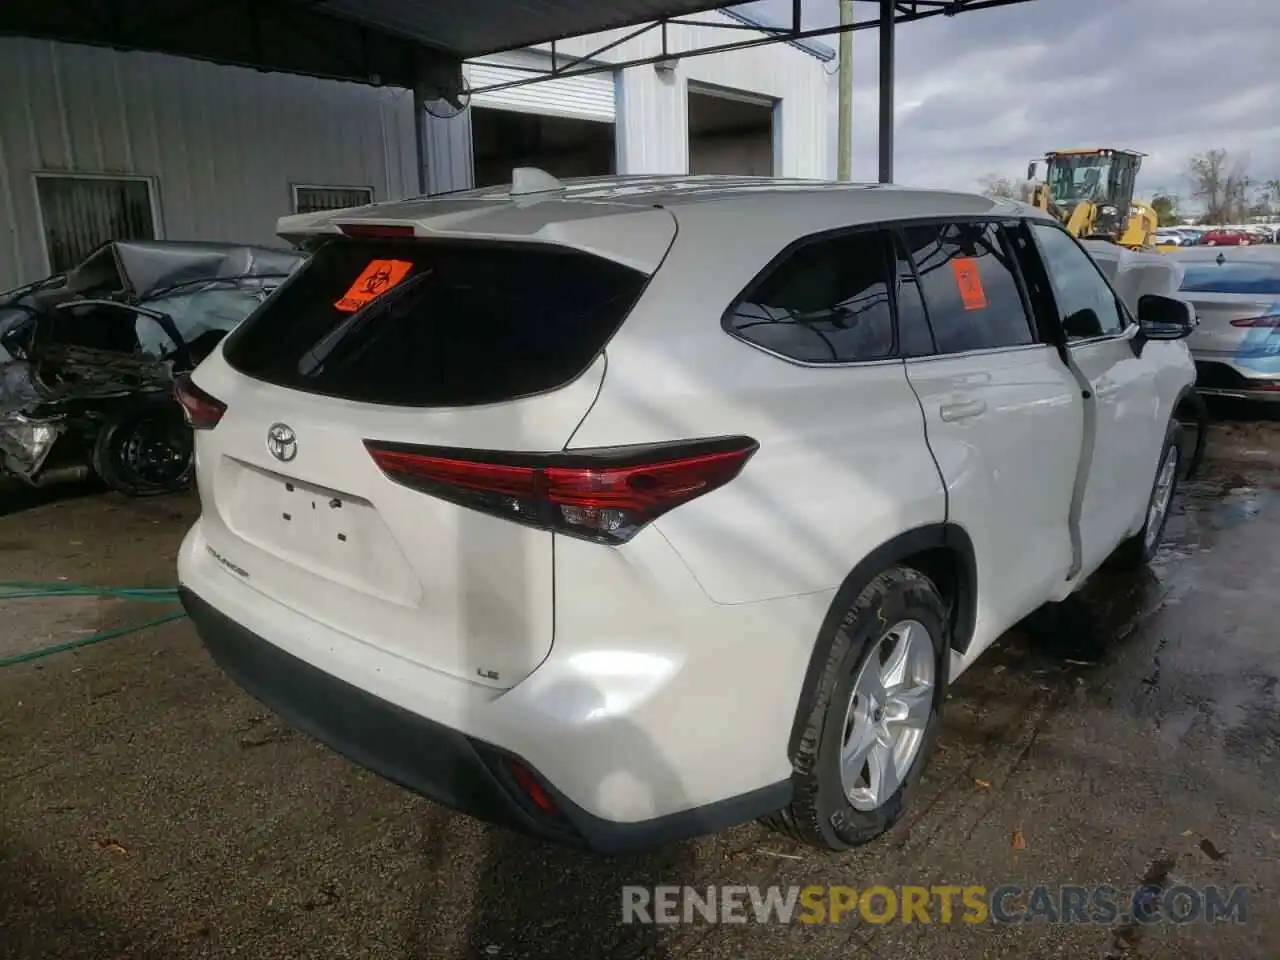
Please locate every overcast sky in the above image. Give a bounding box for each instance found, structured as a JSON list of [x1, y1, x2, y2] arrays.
[[743, 0, 1280, 206]]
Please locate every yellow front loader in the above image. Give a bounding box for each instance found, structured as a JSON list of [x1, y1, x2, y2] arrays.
[[1023, 148, 1158, 250]]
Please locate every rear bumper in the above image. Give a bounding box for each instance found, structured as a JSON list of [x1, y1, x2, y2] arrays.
[[1194, 360, 1280, 402], [180, 585, 790, 853]]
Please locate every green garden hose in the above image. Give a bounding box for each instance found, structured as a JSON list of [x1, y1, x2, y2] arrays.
[[0, 579, 187, 669]]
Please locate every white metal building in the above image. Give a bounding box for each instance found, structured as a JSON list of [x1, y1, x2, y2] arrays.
[[0, 10, 833, 291]]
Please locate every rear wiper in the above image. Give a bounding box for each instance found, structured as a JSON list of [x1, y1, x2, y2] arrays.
[[296, 269, 433, 378]]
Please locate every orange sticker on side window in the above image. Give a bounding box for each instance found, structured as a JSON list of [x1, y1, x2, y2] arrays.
[[334, 259, 413, 312], [951, 257, 988, 311]]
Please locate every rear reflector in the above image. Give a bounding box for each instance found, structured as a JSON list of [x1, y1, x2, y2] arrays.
[[1230, 316, 1280, 328], [364, 436, 759, 545], [337, 223, 415, 239], [173, 374, 226, 430], [507, 759, 559, 816]]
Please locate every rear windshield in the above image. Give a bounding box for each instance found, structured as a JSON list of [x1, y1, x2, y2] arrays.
[[220, 238, 649, 407], [1179, 261, 1280, 295]]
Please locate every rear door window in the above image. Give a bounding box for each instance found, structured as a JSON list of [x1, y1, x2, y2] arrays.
[[900, 221, 1036, 354], [890, 232, 937, 358], [724, 229, 896, 363], [220, 239, 649, 407]]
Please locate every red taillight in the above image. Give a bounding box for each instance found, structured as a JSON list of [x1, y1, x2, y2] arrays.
[[173, 374, 226, 430], [364, 436, 759, 545], [337, 223, 415, 239], [1230, 316, 1280, 327], [507, 759, 558, 816]]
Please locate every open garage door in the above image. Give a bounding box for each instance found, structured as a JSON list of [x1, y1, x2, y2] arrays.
[[468, 51, 615, 122], [472, 109, 615, 187], [687, 85, 776, 177]]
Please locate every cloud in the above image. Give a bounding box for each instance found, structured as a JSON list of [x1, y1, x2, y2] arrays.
[[742, 0, 1280, 206]]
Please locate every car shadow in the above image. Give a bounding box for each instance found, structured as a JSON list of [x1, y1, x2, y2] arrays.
[[411, 680, 701, 960]]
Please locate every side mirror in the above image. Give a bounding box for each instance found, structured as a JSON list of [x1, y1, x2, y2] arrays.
[[1136, 294, 1196, 340], [1027, 161, 1038, 181]]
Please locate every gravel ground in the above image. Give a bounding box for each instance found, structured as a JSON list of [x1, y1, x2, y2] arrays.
[[1, 418, 1277, 960]]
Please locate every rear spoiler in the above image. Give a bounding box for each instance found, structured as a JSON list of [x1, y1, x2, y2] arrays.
[[276, 210, 346, 249]]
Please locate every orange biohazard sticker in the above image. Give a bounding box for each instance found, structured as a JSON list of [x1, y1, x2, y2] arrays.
[[951, 257, 988, 311], [334, 259, 413, 312]]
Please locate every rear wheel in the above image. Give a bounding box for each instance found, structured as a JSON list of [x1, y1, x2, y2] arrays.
[[92, 400, 193, 497], [762, 566, 949, 850]]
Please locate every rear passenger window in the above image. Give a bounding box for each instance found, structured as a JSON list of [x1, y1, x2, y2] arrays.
[[900, 222, 1035, 354], [725, 231, 895, 363]]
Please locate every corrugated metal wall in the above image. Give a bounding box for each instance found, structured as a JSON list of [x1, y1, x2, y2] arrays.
[[423, 112, 475, 195], [0, 37, 420, 290]]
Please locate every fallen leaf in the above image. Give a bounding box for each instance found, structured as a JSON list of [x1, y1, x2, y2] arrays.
[[1182, 830, 1195, 837], [94, 837, 130, 858], [1012, 829, 1026, 851], [974, 779, 993, 790]]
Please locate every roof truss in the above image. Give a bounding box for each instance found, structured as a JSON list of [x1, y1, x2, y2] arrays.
[[466, 0, 1036, 96]]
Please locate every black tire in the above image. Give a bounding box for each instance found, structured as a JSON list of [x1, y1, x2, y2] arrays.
[[91, 399, 194, 497], [761, 566, 950, 850], [1112, 420, 1183, 569]]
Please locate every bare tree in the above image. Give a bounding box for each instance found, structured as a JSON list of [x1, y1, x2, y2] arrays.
[[1188, 149, 1252, 223], [979, 174, 1019, 200]]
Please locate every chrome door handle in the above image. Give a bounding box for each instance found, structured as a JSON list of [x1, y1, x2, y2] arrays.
[[939, 400, 987, 422]]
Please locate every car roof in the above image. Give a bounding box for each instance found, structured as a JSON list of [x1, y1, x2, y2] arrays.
[[277, 173, 1051, 273]]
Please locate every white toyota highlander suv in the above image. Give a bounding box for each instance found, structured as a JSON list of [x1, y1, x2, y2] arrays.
[[175, 174, 1198, 854]]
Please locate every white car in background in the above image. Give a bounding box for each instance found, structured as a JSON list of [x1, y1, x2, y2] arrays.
[[1156, 229, 1192, 247], [1165, 245, 1280, 401], [175, 174, 1198, 853]]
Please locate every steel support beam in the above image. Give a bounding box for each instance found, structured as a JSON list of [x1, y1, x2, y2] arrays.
[[878, 0, 895, 183]]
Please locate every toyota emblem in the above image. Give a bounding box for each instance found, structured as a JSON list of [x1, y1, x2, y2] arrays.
[[266, 423, 298, 462]]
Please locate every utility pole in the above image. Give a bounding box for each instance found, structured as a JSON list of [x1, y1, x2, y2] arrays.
[[836, 0, 853, 181]]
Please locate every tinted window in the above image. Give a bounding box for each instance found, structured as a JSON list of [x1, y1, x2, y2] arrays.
[[726, 231, 895, 363], [1179, 261, 1280, 295], [891, 233, 936, 357], [1029, 223, 1127, 339], [221, 239, 648, 407], [901, 222, 1035, 354]]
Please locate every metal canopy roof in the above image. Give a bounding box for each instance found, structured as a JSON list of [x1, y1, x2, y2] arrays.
[[3, 0, 1036, 92], [1, 0, 750, 90], [319, 0, 745, 59], [1, 0, 1038, 188]]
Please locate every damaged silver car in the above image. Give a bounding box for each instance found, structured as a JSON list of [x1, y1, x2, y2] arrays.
[[0, 240, 303, 495]]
